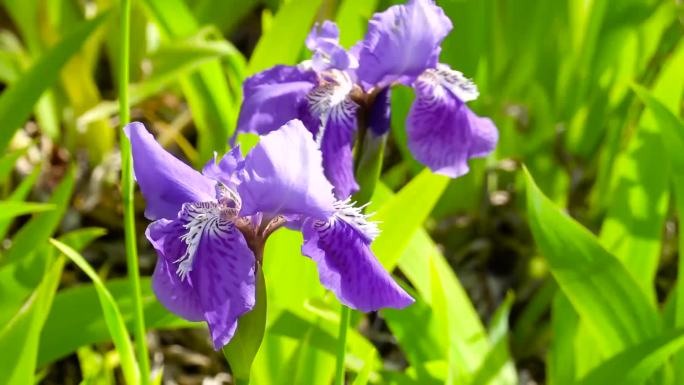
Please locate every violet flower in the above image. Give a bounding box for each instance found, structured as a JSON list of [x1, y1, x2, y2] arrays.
[[125, 120, 413, 349], [237, 0, 498, 199]]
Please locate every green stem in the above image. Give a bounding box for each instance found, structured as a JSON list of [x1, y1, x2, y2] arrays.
[[119, 1, 151, 383], [353, 132, 387, 206], [334, 304, 351, 385]]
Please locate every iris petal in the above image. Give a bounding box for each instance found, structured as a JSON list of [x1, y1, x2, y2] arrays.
[[202, 146, 244, 187], [407, 65, 495, 177], [307, 71, 360, 199], [306, 20, 358, 72], [146, 205, 256, 350], [236, 65, 320, 135], [125, 122, 214, 220], [147, 219, 203, 321], [467, 113, 499, 158], [355, 0, 452, 88], [238, 119, 336, 220], [301, 212, 413, 312]]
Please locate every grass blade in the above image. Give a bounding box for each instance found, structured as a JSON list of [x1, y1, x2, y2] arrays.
[[578, 329, 684, 385], [0, 201, 54, 220], [49, 239, 140, 385], [247, 0, 325, 74], [524, 167, 660, 354], [0, 256, 64, 385], [119, 0, 150, 381], [0, 13, 109, 154]]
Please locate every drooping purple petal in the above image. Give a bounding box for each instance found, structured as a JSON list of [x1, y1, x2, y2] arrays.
[[146, 203, 256, 350], [407, 65, 493, 178], [467, 113, 499, 158], [301, 207, 414, 311], [147, 219, 203, 321], [236, 65, 320, 136], [202, 146, 245, 187], [189, 217, 256, 350], [238, 119, 336, 220], [125, 122, 214, 220], [355, 0, 452, 88], [306, 21, 358, 72]]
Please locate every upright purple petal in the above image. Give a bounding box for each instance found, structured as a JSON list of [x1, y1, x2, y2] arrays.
[[301, 204, 413, 311], [306, 21, 358, 72], [355, 0, 452, 88], [147, 203, 256, 350], [238, 120, 336, 220], [125, 122, 214, 220], [202, 146, 245, 187], [407, 65, 494, 178], [236, 65, 320, 136]]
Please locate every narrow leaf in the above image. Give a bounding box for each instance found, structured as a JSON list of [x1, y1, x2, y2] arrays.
[[524, 167, 660, 354], [0, 13, 109, 153], [49, 239, 140, 385]]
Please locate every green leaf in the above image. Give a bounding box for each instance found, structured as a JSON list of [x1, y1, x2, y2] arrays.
[[371, 170, 449, 270], [0, 201, 54, 220], [223, 266, 267, 382], [524, 167, 660, 354], [468, 293, 517, 385], [578, 329, 684, 385], [547, 293, 579, 385], [38, 277, 196, 366], [0, 257, 64, 385], [0, 167, 75, 270], [247, 0, 324, 74], [49, 239, 140, 385], [0, 145, 29, 182], [632, 84, 684, 174], [0, 165, 42, 239], [335, 0, 378, 47], [142, 0, 239, 164], [0, 13, 109, 154]]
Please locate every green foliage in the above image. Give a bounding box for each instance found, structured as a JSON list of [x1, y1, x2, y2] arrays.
[[50, 239, 140, 385], [0, 0, 683, 383]]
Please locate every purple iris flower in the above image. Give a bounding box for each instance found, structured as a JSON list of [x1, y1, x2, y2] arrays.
[[125, 120, 413, 349], [236, 0, 498, 199]]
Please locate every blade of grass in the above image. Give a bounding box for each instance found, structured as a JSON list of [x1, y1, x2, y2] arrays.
[[247, 0, 325, 74], [524, 167, 661, 354], [0, 201, 54, 220], [0, 166, 42, 239], [38, 277, 197, 366], [142, 0, 238, 164], [0, 256, 64, 385], [578, 329, 684, 385], [633, 84, 684, 382], [370, 170, 449, 270], [0, 167, 74, 270], [119, 0, 150, 382], [49, 239, 140, 385], [0, 12, 109, 154]]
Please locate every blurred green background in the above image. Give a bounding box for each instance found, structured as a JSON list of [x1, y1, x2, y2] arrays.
[[0, 0, 683, 384]]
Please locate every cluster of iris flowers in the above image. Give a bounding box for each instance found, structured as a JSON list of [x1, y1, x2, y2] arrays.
[[126, 0, 497, 349]]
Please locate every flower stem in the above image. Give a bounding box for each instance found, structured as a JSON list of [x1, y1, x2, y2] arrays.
[[334, 304, 351, 385], [119, 0, 150, 383]]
